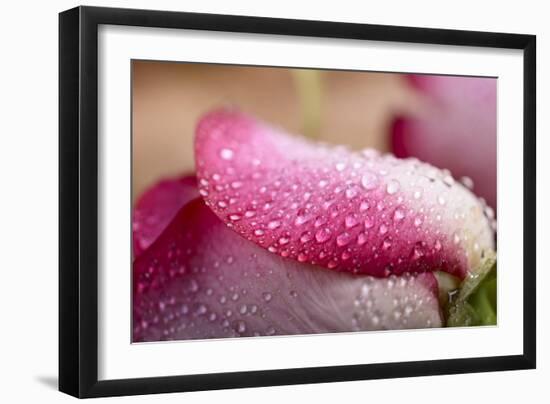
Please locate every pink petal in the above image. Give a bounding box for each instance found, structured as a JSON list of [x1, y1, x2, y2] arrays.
[[194, 110, 494, 279], [133, 198, 442, 341], [391, 75, 497, 209], [132, 175, 198, 257]]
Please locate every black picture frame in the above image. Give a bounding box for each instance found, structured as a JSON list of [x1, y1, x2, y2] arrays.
[[59, 5, 536, 398]]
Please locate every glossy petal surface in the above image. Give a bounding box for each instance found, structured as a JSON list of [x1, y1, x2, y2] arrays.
[[195, 110, 494, 279], [132, 175, 198, 257], [133, 198, 442, 341]]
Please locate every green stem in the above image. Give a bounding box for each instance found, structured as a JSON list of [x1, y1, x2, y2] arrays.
[[446, 252, 497, 327]]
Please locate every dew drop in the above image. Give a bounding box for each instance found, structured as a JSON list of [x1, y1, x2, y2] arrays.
[[336, 232, 352, 247], [267, 220, 281, 230], [254, 229, 265, 237], [437, 195, 447, 206], [359, 201, 370, 211], [278, 236, 290, 245], [364, 216, 374, 229], [229, 214, 241, 222], [443, 175, 455, 187], [386, 179, 400, 195], [314, 216, 327, 228], [345, 214, 359, 228], [262, 292, 273, 302], [219, 148, 234, 160], [460, 176, 475, 190], [315, 228, 332, 243], [357, 232, 368, 245], [411, 242, 425, 260], [434, 239, 442, 251], [236, 320, 246, 334], [414, 217, 423, 227], [299, 231, 313, 243], [382, 237, 392, 250], [393, 209, 405, 221], [294, 212, 311, 226], [453, 232, 461, 244], [335, 162, 347, 171], [231, 181, 243, 189], [297, 252, 308, 262], [413, 188, 423, 199], [361, 171, 379, 190], [290, 290, 298, 298], [379, 224, 388, 235], [345, 186, 358, 199]]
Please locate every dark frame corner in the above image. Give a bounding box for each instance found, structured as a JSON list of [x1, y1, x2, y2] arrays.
[[59, 5, 536, 398]]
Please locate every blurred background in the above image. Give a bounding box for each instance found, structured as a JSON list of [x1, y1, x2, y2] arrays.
[[132, 61, 496, 209]]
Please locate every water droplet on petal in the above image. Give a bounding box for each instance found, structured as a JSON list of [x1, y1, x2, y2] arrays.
[[278, 236, 290, 245], [453, 232, 461, 244], [220, 148, 234, 160], [335, 162, 347, 171], [345, 214, 359, 228], [315, 228, 332, 243], [361, 171, 379, 190], [386, 179, 400, 194], [297, 252, 308, 262], [443, 175, 455, 186], [357, 233, 368, 245], [364, 216, 374, 229], [345, 186, 358, 199], [262, 292, 273, 302], [267, 220, 281, 230], [229, 214, 241, 221], [236, 320, 246, 333], [254, 229, 265, 236], [460, 176, 475, 190], [336, 232, 352, 246], [393, 208, 405, 221]]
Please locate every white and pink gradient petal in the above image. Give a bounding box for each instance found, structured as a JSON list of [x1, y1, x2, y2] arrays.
[[194, 110, 494, 280], [133, 199, 442, 342]]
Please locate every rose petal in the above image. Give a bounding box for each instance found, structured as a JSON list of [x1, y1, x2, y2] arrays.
[[133, 198, 442, 341], [194, 110, 494, 279], [132, 175, 198, 257], [391, 75, 497, 209]]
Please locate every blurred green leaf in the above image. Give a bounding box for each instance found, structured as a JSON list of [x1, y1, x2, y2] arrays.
[[446, 252, 497, 327]]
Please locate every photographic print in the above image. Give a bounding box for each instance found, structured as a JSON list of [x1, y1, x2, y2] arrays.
[[131, 61, 497, 343]]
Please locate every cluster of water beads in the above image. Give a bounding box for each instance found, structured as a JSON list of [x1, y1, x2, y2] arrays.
[[350, 274, 438, 330], [198, 146, 479, 277]]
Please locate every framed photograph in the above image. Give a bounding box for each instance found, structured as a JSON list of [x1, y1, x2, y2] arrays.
[[59, 5, 536, 398]]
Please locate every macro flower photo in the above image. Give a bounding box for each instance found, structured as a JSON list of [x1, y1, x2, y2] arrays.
[[132, 62, 497, 342]]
